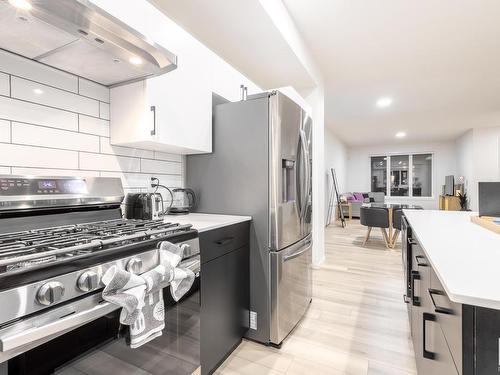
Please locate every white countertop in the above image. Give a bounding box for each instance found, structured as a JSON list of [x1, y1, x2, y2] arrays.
[[404, 210, 500, 310], [164, 213, 251, 232]]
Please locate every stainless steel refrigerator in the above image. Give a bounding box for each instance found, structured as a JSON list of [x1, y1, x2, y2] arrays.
[[187, 91, 312, 346]]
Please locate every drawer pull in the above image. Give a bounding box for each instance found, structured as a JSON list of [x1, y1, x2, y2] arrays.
[[214, 237, 234, 246], [428, 288, 454, 315], [423, 312, 436, 360], [415, 255, 428, 267], [411, 271, 421, 306], [408, 238, 418, 245]]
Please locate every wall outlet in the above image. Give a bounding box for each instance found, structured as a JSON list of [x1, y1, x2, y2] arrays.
[[249, 311, 257, 330]]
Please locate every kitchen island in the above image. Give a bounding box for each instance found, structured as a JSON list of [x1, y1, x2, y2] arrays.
[[403, 210, 500, 375]]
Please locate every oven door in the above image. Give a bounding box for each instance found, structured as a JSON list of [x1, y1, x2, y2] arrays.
[[3, 275, 200, 375]]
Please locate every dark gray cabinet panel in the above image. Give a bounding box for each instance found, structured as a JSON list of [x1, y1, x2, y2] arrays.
[[429, 268, 462, 374], [199, 222, 249, 264], [200, 223, 250, 375]]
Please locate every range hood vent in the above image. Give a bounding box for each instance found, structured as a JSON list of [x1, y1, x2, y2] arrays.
[[0, 0, 177, 87]]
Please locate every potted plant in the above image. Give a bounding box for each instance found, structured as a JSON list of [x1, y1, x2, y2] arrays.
[[457, 192, 469, 211]]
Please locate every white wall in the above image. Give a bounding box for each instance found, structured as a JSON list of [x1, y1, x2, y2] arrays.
[[324, 128, 347, 218], [0, 49, 183, 195], [346, 141, 457, 209], [456, 126, 500, 211]]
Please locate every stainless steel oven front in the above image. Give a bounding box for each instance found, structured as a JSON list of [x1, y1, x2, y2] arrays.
[[0, 265, 200, 375]]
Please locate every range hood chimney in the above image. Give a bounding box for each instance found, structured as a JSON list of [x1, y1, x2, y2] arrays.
[[0, 0, 177, 87]]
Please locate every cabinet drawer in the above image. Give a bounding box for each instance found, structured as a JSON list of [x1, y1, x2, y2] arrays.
[[411, 242, 430, 307], [200, 221, 250, 264], [422, 306, 459, 375], [429, 268, 462, 374]]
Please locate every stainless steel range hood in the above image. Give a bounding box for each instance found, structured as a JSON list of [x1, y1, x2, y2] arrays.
[[0, 0, 177, 87]]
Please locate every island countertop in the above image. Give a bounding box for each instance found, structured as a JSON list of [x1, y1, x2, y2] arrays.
[[404, 209, 500, 310], [163, 213, 251, 232]]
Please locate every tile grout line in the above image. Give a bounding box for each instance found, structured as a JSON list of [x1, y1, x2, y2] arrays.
[[0, 94, 102, 120], [0, 70, 111, 104]]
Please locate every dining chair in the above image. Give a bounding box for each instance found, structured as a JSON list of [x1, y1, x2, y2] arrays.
[[391, 207, 424, 248], [360, 206, 390, 248]]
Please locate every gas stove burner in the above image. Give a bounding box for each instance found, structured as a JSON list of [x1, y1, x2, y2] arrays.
[[0, 219, 192, 274]]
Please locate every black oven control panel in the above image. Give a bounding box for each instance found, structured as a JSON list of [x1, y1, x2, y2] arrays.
[[0, 178, 88, 195]]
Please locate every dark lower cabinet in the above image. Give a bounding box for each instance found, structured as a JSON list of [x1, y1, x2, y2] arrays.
[[404, 226, 500, 375], [200, 222, 250, 375]]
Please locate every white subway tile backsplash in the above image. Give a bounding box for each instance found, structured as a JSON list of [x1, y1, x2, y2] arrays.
[[12, 122, 100, 153], [99, 102, 110, 120], [11, 167, 100, 177], [154, 151, 183, 163], [0, 49, 183, 187], [0, 73, 9, 96], [100, 172, 183, 189], [100, 137, 154, 159], [78, 78, 110, 103], [79, 153, 140, 173], [79, 115, 110, 137], [0, 50, 78, 93], [141, 159, 182, 175], [11, 77, 99, 117], [0, 96, 78, 131], [0, 143, 78, 169], [0, 120, 10, 143]]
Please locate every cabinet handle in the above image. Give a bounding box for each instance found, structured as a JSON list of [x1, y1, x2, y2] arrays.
[[423, 312, 436, 360], [408, 238, 417, 245], [428, 288, 454, 315], [150, 106, 156, 136], [415, 255, 427, 267], [214, 237, 234, 246], [411, 271, 421, 306]]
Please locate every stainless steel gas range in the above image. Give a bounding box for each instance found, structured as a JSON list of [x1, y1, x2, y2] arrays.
[[0, 176, 201, 375]]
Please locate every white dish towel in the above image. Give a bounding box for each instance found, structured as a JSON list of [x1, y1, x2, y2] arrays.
[[101, 241, 195, 348]]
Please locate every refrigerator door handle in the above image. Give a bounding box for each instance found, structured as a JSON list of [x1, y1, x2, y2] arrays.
[[299, 129, 310, 222], [284, 239, 312, 261]]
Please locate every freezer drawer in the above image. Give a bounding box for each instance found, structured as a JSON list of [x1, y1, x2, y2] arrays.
[[270, 235, 312, 345]]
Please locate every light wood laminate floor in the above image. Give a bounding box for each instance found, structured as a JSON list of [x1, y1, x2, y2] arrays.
[[216, 220, 417, 375]]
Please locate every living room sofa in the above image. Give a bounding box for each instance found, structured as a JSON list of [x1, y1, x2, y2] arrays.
[[342, 192, 385, 218]]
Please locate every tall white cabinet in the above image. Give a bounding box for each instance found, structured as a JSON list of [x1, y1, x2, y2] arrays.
[[94, 0, 260, 155]]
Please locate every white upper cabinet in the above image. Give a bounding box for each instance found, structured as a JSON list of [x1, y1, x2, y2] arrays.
[[95, 0, 260, 154], [110, 48, 212, 154]]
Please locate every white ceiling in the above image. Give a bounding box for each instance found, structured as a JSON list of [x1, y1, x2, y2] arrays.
[[151, 0, 500, 146], [283, 0, 500, 145], [149, 0, 316, 92]]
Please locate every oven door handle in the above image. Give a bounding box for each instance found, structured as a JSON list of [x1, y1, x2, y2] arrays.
[[0, 302, 119, 352]]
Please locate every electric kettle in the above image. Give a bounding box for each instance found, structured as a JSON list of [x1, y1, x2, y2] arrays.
[[169, 188, 197, 215]]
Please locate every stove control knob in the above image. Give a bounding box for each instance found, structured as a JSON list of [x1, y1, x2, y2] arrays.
[[37, 281, 65, 306], [77, 270, 100, 292], [126, 258, 143, 274]]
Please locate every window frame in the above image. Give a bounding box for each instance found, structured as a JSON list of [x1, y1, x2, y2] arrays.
[[369, 152, 434, 199]]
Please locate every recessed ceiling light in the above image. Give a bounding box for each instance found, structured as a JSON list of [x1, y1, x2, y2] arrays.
[[8, 0, 32, 10], [376, 97, 393, 108], [33, 88, 43, 95], [395, 132, 406, 138], [129, 56, 142, 65]]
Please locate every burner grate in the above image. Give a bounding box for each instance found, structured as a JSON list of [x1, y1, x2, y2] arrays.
[[0, 219, 192, 273]]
